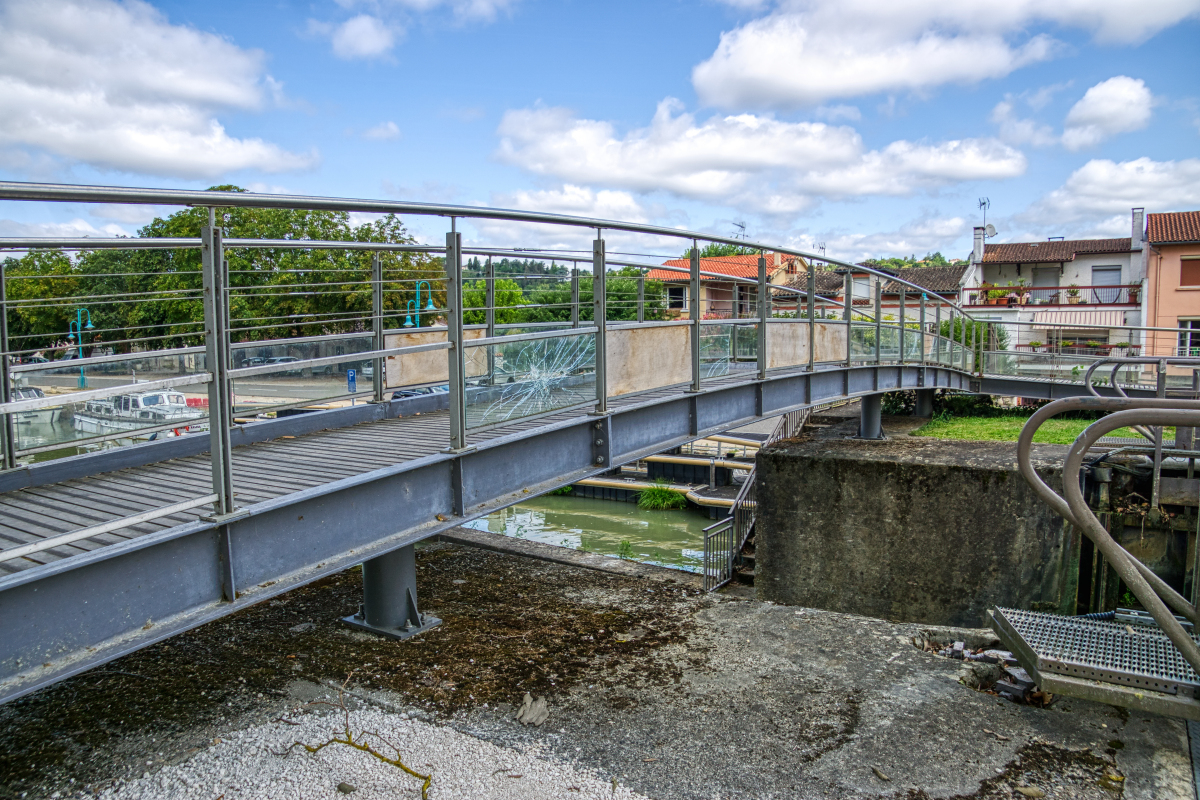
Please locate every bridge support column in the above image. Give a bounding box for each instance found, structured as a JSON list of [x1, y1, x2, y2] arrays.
[[858, 393, 884, 440], [343, 545, 441, 640], [914, 388, 934, 417]]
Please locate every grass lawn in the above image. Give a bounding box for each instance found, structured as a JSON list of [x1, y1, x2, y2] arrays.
[[911, 416, 1167, 445]]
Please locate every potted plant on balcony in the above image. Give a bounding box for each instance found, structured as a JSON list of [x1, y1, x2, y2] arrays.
[[987, 284, 1009, 305], [1128, 286, 1140, 303], [1067, 284, 1081, 304], [1013, 278, 1029, 305], [1028, 340, 1043, 352]]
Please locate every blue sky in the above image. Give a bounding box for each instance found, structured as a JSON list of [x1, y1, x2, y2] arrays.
[[0, 0, 1197, 262]]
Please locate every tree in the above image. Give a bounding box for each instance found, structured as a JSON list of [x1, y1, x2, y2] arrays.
[[681, 242, 756, 260]]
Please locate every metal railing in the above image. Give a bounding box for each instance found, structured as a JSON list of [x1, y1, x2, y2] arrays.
[[966, 284, 1140, 307], [1016, 386, 1200, 684], [0, 178, 1066, 572], [702, 407, 809, 591]]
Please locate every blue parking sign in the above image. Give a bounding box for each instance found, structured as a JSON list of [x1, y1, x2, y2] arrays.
[[347, 368, 356, 393]]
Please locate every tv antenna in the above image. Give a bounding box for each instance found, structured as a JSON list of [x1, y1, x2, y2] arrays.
[[978, 197, 990, 228], [732, 221, 747, 241], [815, 242, 826, 257]]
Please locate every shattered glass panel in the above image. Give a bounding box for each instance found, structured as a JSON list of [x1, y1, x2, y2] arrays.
[[700, 322, 757, 383], [463, 331, 596, 428]]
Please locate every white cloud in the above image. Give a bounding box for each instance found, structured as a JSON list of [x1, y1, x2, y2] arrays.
[[330, 14, 397, 59], [819, 214, 970, 263], [691, 0, 1200, 109], [0, 217, 131, 238], [1020, 157, 1200, 237], [1061, 76, 1154, 151], [814, 105, 861, 122], [990, 99, 1057, 147], [0, 0, 315, 178], [363, 121, 401, 140], [496, 99, 1026, 217], [385, 0, 518, 22]]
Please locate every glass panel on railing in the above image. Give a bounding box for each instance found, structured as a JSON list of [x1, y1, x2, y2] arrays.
[[228, 334, 378, 415], [878, 324, 901, 362], [700, 322, 757, 383], [849, 322, 875, 360], [8, 354, 211, 459], [462, 330, 596, 428]]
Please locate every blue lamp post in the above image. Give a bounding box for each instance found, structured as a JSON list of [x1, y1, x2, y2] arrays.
[[67, 308, 94, 388], [402, 281, 437, 328]]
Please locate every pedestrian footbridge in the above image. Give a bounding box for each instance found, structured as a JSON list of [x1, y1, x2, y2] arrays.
[[0, 182, 1184, 708]]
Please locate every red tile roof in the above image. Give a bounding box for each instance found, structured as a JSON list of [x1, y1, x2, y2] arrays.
[[1147, 211, 1200, 244], [880, 265, 968, 294], [646, 253, 796, 282], [982, 238, 1131, 264]]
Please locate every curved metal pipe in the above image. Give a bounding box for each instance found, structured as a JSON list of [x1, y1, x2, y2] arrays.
[[1015, 397, 1200, 624], [1062, 407, 1200, 674]]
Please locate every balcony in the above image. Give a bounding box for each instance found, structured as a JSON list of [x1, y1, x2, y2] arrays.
[[965, 284, 1140, 307]]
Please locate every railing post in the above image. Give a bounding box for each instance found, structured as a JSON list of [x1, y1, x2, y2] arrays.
[[757, 253, 767, 380], [637, 275, 645, 324], [934, 300, 941, 364], [873, 279, 881, 364], [372, 254, 384, 402], [898, 289, 906, 364], [807, 268, 815, 372], [201, 224, 235, 516], [919, 292, 927, 364], [593, 234, 608, 413], [690, 241, 701, 392], [968, 321, 976, 374], [485, 255, 496, 383], [446, 228, 467, 449], [843, 272, 852, 367], [0, 260, 13, 471], [570, 265, 580, 328], [948, 306, 956, 368]]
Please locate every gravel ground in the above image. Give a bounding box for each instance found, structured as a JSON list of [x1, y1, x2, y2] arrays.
[[94, 700, 647, 800], [1, 537, 1193, 800]]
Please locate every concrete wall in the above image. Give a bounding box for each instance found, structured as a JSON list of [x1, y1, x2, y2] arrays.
[[607, 324, 691, 397], [755, 436, 1080, 627], [766, 321, 845, 369], [384, 328, 485, 387]]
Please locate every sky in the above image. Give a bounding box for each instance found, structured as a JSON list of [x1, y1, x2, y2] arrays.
[[0, 0, 1197, 263]]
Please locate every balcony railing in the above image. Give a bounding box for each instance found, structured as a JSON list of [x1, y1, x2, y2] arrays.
[[965, 284, 1140, 307]]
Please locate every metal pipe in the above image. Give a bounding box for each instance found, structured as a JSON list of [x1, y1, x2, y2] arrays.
[[571, 267, 579, 328], [919, 293, 927, 363], [201, 224, 235, 516], [843, 272, 852, 367], [873, 279, 881, 364], [485, 256, 496, 384], [690, 241, 701, 392], [0, 181, 983, 314], [757, 253, 767, 380], [807, 268, 815, 372], [446, 229, 467, 450], [859, 393, 883, 439], [637, 276, 644, 324], [0, 260, 12, 470], [934, 300, 941, 364], [899, 289, 906, 364], [593, 235, 608, 413], [372, 255, 384, 402]]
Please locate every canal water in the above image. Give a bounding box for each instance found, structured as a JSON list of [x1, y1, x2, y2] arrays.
[[462, 494, 711, 573]]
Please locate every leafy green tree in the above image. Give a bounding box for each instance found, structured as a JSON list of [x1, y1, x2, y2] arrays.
[[680, 242, 756, 260], [463, 279, 527, 324]]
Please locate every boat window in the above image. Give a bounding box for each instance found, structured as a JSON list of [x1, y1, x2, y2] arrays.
[[139, 411, 151, 419], [121, 397, 130, 411], [169, 394, 185, 405], [142, 394, 163, 406]]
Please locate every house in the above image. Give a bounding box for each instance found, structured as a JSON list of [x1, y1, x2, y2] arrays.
[[646, 252, 805, 319], [958, 209, 1147, 355], [1145, 210, 1200, 358]]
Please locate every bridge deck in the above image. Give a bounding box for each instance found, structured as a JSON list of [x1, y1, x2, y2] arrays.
[[0, 377, 728, 577]]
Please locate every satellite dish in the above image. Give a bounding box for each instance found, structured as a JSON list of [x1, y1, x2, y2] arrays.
[[985, 224, 997, 238]]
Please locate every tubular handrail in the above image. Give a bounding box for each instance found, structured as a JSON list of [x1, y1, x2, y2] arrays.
[[0, 181, 980, 322], [1016, 397, 1200, 674]]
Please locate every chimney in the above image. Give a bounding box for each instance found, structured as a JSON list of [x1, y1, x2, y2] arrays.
[[972, 227, 985, 265], [773, 252, 781, 267], [1131, 208, 1144, 251]]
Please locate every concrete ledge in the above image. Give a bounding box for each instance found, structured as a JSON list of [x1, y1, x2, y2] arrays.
[[437, 526, 704, 589]]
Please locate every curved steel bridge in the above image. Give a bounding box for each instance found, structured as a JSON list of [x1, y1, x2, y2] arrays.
[[0, 182, 1176, 706]]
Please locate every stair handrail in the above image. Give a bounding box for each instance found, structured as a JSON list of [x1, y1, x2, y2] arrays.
[[1017, 395, 1200, 676]]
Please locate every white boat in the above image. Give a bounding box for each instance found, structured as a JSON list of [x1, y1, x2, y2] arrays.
[[9, 387, 59, 425], [72, 390, 205, 438]]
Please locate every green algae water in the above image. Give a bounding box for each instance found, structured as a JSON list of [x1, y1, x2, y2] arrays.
[[462, 494, 711, 573]]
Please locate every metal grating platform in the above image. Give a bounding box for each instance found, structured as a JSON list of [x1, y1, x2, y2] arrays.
[[992, 607, 1200, 719]]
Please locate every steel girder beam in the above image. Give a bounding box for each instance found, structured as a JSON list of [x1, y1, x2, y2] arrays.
[[0, 363, 963, 704]]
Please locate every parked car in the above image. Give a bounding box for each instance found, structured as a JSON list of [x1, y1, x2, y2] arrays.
[[240, 356, 267, 368], [391, 384, 448, 400]]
